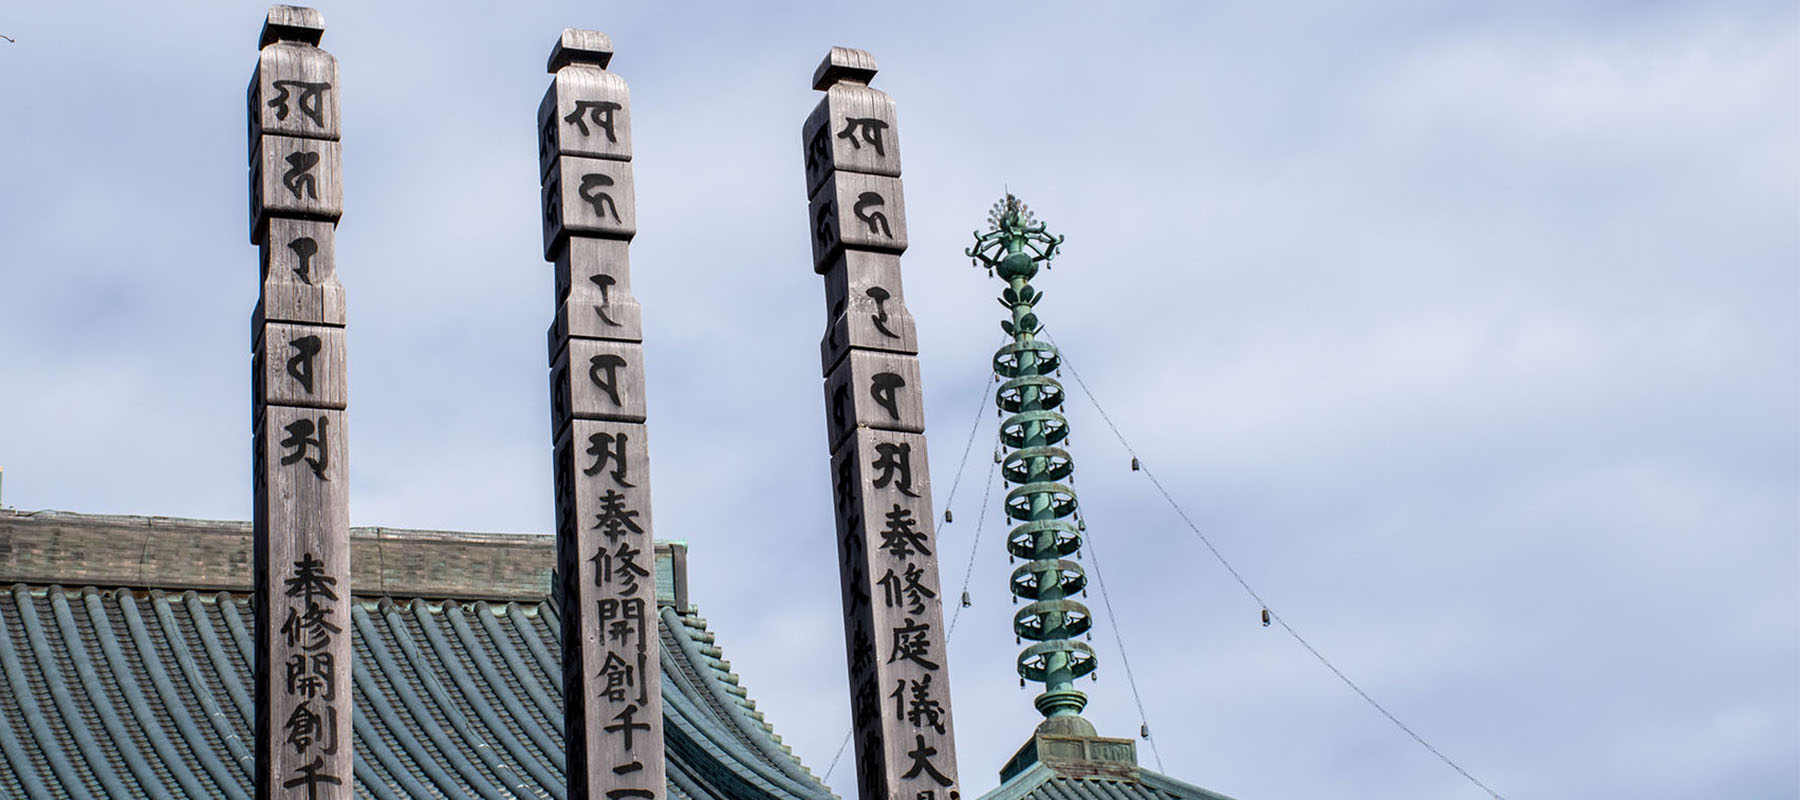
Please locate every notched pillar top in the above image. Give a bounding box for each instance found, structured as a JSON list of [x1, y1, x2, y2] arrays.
[[813, 46, 878, 90], [548, 28, 614, 72], [259, 5, 324, 48]]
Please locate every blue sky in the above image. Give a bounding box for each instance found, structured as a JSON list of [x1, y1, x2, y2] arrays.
[[1, 2, 1795, 798]]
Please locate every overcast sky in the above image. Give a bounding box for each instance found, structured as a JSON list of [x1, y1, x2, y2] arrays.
[[1, 2, 1795, 798]]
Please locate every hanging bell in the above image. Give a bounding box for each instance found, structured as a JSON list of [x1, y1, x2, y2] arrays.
[[1261, 608, 1272, 627], [1077, 518, 1086, 531], [1130, 457, 1141, 472], [943, 509, 953, 523], [960, 590, 972, 608], [1140, 723, 1151, 740], [1020, 677, 1026, 688], [993, 449, 1002, 463]]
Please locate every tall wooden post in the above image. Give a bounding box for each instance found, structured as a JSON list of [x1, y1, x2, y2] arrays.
[[538, 29, 666, 800], [249, 6, 352, 800], [803, 47, 962, 800]]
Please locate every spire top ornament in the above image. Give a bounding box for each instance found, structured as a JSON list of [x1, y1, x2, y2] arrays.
[[967, 195, 1094, 724], [970, 193, 1063, 281]]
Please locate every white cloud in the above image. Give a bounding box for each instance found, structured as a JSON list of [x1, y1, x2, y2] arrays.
[[0, 2, 1793, 798]]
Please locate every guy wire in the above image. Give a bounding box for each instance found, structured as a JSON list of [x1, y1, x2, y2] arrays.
[[1082, 526, 1166, 771], [1044, 329, 1507, 800], [832, 358, 999, 783]]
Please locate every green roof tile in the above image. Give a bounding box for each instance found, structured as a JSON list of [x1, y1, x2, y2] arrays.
[[0, 584, 835, 800]]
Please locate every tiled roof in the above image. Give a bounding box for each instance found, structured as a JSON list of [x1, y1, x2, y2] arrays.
[[978, 762, 1239, 800], [0, 585, 834, 800], [0, 511, 835, 800], [974, 724, 1240, 800]]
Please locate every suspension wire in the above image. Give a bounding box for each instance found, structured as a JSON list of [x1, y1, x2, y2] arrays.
[[943, 361, 1004, 514], [832, 361, 996, 784], [1045, 330, 1508, 800], [831, 446, 987, 787], [949, 439, 1000, 636], [822, 728, 852, 782], [1080, 520, 1165, 772]]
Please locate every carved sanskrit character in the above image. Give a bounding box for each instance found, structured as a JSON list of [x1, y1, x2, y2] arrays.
[[588, 353, 627, 406], [853, 192, 891, 237], [590, 274, 622, 326], [870, 372, 906, 420], [837, 117, 889, 156], [583, 432, 633, 486], [286, 335, 322, 393], [578, 173, 621, 221], [288, 236, 318, 283], [279, 417, 330, 479], [564, 100, 622, 142], [870, 441, 920, 497], [268, 80, 332, 127], [283, 151, 320, 200], [866, 286, 898, 337]]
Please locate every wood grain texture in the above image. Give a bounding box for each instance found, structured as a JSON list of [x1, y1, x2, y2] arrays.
[[254, 284, 346, 331], [541, 32, 665, 800], [258, 5, 324, 49], [549, 236, 643, 349], [802, 85, 900, 199], [251, 16, 353, 798], [260, 218, 338, 284], [819, 251, 918, 375], [829, 429, 961, 800], [546, 28, 614, 73], [806, 171, 907, 273], [250, 136, 342, 242], [550, 338, 650, 431], [806, 51, 960, 796], [552, 421, 664, 800], [255, 218, 345, 328], [253, 405, 352, 800], [247, 43, 340, 159], [811, 46, 878, 91], [823, 350, 926, 452], [539, 66, 633, 177], [254, 322, 347, 410], [542, 156, 637, 258]]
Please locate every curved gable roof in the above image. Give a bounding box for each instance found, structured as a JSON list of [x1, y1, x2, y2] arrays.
[[0, 510, 836, 800]]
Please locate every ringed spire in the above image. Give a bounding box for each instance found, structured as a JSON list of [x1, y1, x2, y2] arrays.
[[967, 194, 1098, 723]]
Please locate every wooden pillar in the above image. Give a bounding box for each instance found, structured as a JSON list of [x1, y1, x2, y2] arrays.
[[803, 47, 962, 800], [248, 6, 352, 800], [538, 29, 666, 800]]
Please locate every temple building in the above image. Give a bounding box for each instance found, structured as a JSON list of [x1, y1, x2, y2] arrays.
[[0, 508, 1231, 799], [0, 510, 832, 799]]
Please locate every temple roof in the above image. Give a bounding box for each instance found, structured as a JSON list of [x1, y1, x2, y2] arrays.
[[973, 724, 1240, 800], [978, 762, 1237, 800], [0, 509, 835, 799]]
